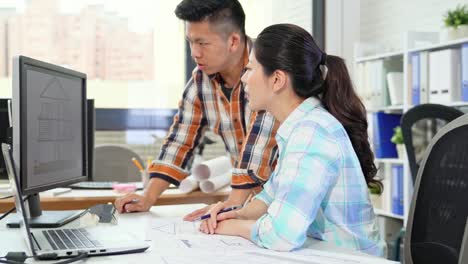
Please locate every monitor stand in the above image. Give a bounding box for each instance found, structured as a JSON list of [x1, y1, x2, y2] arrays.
[[6, 193, 86, 228], [6, 210, 86, 228]]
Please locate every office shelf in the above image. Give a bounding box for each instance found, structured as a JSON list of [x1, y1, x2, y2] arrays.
[[355, 51, 404, 63], [407, 36, 468, 53], [375, 158, 405, 164], [355, 32, 468, 227], [375, 209, 404, 220], [367, 105, 404, 113], [448, 101, 468, 107]]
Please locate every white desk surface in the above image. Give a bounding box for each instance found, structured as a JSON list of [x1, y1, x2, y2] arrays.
[[1, 183, 232, 199], [0, 204, 398, 264], [0, 185, 231, 212]]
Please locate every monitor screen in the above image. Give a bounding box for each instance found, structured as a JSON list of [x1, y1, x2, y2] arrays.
[[13, 56, 87, 195], [0, 99, 9, 180]]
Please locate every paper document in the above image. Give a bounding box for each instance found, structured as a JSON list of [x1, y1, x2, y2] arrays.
[[192, 156, 231, 181], [159, 249, 398, 264], [144, 216, 397, 264], [151, 217, 200, 236], [199, 171, 231, 193], [179, 175, 199, 194]]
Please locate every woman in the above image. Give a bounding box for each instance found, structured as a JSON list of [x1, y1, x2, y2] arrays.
[[200, 24, 386, 257]]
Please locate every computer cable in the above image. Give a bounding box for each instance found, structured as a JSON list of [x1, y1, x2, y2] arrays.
[[0, 196, 29, 221], [0, 206, 15, 221], [0, 251, 88, 264], [0, 252, 30, 263]]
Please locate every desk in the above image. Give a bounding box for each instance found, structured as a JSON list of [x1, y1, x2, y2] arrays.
[[0, 186, 230, 213], [0, 204, 397, 264]]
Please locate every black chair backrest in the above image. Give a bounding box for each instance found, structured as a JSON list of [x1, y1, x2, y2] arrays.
[[401, 104, 463, 183], [405, 113, 468, 264]]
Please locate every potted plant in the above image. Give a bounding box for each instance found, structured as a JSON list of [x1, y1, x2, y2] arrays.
[[441, 4, 468, 41], [391, 126, 406, 160], [368, 182, 383, 210]]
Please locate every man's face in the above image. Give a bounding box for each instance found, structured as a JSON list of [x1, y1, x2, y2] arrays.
[[186, 21, 232, 75]]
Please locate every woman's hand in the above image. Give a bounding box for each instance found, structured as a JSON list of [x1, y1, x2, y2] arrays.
[[183, 204, 214, 221], [214, 219, 256, 240], [197, 195, 246, 234], [198, 201, 232, 234]]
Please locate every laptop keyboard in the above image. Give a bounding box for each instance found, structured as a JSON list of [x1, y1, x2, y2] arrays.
[[42, 228, 102, 250]]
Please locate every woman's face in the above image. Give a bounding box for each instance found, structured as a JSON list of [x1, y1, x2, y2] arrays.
[[241, 52, 274, 111]]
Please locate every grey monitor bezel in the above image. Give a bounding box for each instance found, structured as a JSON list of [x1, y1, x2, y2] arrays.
[[12, 55, 88, 195]]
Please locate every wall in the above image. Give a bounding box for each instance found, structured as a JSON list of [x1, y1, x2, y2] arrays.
[[241, 0, 312, 37], [325, 0, 360, 77], [360, 0, 467, 50]]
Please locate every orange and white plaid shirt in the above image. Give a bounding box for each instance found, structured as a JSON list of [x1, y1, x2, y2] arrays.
[[149, 40, 279, 189]]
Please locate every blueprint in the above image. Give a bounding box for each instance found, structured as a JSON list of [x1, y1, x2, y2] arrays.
[[144, 217, 398, 264]]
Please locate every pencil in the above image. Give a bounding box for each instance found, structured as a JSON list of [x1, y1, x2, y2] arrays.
[[146, 157, 153, 170], [243, 193, 253, 208], [132, 157, 144, 172]]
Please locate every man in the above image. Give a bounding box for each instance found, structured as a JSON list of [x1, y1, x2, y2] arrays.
[[115, 0, 278, 219]]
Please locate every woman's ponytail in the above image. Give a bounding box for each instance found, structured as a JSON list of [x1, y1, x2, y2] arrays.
[[322, 55, 381, 193]]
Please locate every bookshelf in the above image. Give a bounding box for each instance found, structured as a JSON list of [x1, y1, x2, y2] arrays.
[[374, 209, 404, 221], [355, 32, 468, 225], [375, 158, 405, 165], [355, 50, 404, 63]]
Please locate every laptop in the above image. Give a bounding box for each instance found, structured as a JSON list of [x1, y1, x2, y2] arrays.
[[1, 143, 150, 260]]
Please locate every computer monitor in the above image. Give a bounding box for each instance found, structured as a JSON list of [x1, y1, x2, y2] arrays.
[[0, 99, 11, 180], [10, 55, 88, 228], [87, 99, 95, 180]]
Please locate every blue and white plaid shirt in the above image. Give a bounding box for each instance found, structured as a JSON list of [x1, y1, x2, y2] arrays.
[[250, 97, 386, 257]]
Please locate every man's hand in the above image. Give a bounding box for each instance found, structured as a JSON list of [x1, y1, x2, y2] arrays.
[[114, 193, 152, 213], [114, 177, 170, 213]]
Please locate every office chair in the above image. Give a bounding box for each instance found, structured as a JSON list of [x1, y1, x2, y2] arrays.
[[93, 144, 145, 182], [401, 104, 463, 183], [404, 113, 468, 264]]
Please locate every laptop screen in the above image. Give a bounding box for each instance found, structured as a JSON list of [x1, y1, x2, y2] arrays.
[[1, 143, 37, 256]]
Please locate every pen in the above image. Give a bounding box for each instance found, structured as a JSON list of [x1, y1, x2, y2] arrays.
[[194, 205, 242, 221], [132, 157, 144, 172]]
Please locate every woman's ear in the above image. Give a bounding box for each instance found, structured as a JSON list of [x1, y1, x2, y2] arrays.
[[272, 70, 287, 93]]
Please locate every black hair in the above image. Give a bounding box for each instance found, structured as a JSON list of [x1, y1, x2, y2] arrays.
[[175, 0, 246, 40], [254, 23, 381, 193]]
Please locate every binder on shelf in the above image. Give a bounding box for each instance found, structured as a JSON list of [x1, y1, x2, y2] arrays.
[[391, 165, 404, 216], [372, 112, 402, 158], [386, 72, 403, 106], [407, 57, 413, 106], [370, 60, 386, 109], [419, 51, 430, 104], [429, 48, 461, 103], [380, 167, 391, 213], [411, 53, 420, 105], [462, 44, 468, 102], [356, 62, 373, 108]]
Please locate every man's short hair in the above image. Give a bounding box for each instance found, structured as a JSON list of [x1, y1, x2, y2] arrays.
[[175, 0, 246, 40]]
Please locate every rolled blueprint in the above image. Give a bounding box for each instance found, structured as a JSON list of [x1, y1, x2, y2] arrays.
[[192, 156, 231, 181], [179, 175, 199, 194], [199, 171, 231, 193]]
